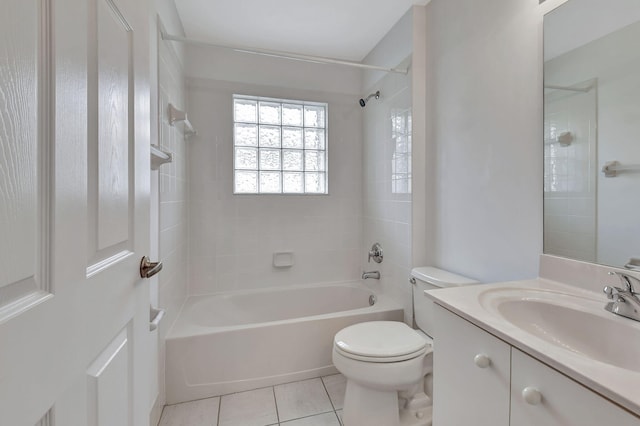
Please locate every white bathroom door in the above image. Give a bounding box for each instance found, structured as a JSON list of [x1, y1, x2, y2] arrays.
[[0, 0, 152, 424]]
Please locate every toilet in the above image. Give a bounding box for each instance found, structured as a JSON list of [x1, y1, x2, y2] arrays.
[[333, 267, 479, 426]]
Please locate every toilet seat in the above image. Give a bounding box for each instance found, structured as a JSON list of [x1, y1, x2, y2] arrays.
[[334, 321, 429, 363], [334, 344, 427, 363]]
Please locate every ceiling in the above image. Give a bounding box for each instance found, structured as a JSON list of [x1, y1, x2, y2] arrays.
[[173, 0, 430, 62]]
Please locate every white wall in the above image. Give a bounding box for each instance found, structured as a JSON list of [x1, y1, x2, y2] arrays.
[[185, 54, 364, 294], [361, 9, 413, 92], [186, 45, 362, 96], [544, 21, 640, 267], [423, 0, 543, 283]]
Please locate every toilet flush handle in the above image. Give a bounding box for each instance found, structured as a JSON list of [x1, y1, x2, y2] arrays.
[[474, 354, 491, 369]]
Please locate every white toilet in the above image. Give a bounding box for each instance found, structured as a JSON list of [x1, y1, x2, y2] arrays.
[[333, 267, 478, 426]]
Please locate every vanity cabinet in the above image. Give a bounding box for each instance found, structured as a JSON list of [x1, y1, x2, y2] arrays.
[[432, 304, 640, 426], [510, 348, 639, 426], [432, 304, 511, 426]]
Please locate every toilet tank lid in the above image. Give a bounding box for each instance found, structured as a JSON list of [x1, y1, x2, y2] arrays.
[[411, 267, 479, 288]]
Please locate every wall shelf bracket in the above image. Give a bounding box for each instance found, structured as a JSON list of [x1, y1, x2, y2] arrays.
[[168, 103, 197, 137], [150, 144, 173, 170]]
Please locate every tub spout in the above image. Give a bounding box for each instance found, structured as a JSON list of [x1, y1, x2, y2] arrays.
[[362, 271, 380, 280]]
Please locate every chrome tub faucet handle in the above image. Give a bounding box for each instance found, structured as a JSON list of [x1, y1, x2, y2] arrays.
[[368, 243, 383, 264]]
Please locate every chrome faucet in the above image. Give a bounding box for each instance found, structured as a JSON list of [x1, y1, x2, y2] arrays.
[[603, 271, 640, 322], [362, 271, 381, 280]]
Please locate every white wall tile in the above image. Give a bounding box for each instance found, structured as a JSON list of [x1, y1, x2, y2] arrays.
[[361, 56, 414, 324], [187, 78, 363, 295], [156, 25, 190, 415]]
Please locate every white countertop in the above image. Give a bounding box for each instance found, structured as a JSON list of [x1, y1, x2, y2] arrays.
[[425, 278, 640, 417]]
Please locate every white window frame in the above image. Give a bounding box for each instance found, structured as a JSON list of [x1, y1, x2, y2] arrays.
[[233, 94, 328, 195]]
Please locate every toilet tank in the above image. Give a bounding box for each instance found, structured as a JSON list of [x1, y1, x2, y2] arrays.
[[411, 267, 479, 338]]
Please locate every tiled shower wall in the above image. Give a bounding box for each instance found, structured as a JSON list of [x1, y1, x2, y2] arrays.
[[543, 88, 597, 262], [186, 78, 363, 295], [359, 8, 418, 325], [157, 35, 189, 407], [362, 70, 413, 324]]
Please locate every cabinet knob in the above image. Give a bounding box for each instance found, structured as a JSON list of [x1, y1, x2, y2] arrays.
[[522, 387, 543, 405], [474, 354, 491, 368]]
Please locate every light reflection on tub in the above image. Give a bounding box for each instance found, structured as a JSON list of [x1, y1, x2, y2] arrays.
[[165, 282, 403, 404]]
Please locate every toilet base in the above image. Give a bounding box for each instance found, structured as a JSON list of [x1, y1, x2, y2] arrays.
[[342, 382, 432, 426], [343, 380, 400, 426], [400, 392, 432, 426]]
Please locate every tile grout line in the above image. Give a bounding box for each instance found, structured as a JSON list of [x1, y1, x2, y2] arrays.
[[320, 376, 342, 426], [216, 395, 221, 426], [272, 385, 281, 425], [279, 410, 338, 425], [320, 376, 337, 412]]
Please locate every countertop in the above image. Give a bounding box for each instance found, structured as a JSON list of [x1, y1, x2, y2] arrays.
[[425, 278, 640, 417]]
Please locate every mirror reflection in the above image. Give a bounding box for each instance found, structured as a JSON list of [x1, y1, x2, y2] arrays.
[[543, 0, 640, 269]]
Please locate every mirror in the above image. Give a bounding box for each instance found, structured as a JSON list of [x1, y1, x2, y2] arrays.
[[543, 0, 640, 270]]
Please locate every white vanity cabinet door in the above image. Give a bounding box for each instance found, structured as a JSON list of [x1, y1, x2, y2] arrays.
[[432, 304, 511, 426], [511, 349, 640, 426]]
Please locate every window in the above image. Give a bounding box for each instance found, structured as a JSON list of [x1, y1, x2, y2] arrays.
[[233, 95, 328, 194], [391, 108, 412, 194]]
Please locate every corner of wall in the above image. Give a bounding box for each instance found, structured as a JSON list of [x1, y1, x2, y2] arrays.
[[360, 6, 424, 325], [151, 2, 190, 422]]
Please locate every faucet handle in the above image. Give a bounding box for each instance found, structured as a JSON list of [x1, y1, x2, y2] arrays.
[[603, 286, 617, 300], [608, 271, 640, 293], [604, 285, 634, 303], [368, 243, 383, 264]]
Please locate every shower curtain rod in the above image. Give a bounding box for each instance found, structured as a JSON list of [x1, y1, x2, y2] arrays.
[[161, 32, 409, 75], [544, 84, 592, 93]]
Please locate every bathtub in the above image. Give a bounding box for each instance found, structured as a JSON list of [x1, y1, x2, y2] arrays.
[[165, 282, 403, 404]]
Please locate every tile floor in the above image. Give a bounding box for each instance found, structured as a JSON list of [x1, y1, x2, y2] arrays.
[[159, 374, 347, 426]]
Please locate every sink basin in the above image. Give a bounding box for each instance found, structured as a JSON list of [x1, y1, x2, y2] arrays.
[[480, 288, 640, 372]]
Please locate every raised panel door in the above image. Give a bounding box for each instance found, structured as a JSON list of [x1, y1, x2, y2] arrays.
[[0, 0, 151, 424]]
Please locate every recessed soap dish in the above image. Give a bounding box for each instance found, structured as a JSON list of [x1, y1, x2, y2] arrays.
[[273, 252, 294, 268]]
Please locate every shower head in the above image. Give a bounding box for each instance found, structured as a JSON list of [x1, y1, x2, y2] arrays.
[[359, 91, 380, 107]]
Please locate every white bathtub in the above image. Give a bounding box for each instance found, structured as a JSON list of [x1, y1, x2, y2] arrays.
[[165, 282, 403, 404]]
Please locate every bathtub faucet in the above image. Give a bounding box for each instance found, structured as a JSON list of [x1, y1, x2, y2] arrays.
[[362, 270, 381, 280]]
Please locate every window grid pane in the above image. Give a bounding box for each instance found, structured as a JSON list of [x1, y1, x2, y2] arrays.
[[233, 95, 328, 194], [259, 101, 281, 125], [234, 123, 258, 146], [234, 99, 257, 123]]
